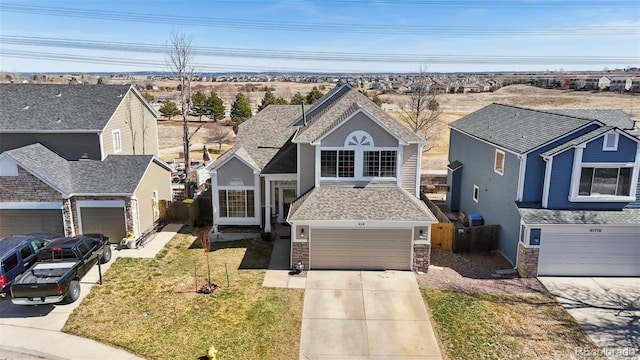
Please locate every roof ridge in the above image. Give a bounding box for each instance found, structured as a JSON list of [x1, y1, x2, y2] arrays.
[[492, 103, 599, 122]]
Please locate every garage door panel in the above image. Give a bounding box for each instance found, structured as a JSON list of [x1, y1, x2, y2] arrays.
[[310, 228, 412, 270], [0, 209, 64, 237], [538, 234, 640, 277], [80, 207, 126, 244]]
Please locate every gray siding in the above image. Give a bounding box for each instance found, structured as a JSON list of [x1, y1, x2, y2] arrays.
[[320, 112, 398, 148], [0, 133, 101, 160], [447, 129, 522, 263], [217, 157, 255, 186], [401, 144, 418, 194], [298, 144, 315, 194]]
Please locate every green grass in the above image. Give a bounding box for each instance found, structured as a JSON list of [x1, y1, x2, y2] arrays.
[[63, 229, 304, 360], [421, 289, 606, 360]]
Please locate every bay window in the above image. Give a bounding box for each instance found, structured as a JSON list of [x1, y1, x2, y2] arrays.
[[218, 190, 255, 217]]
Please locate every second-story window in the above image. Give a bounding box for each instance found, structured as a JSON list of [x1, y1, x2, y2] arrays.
[[112, 129, 122, 153], [321, 150, 354, 177], [494, 149, 505, 175], [363, 150, 397, 177]]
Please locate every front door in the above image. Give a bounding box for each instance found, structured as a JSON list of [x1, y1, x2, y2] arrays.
[[282, 188, 297, 221]]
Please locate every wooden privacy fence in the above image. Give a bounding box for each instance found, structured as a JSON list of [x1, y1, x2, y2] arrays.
[[420, 193, 451, 224], [159, 199, 197, 224], [430, 223, 454, 251], [453, 224, 500, 253]]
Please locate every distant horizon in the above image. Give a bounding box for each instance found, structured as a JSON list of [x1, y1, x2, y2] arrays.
[[4, 68, 639, 78]]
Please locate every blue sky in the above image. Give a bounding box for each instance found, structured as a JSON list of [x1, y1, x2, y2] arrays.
[[0, 0, 639, 73]]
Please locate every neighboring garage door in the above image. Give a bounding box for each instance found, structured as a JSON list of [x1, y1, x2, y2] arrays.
[[538, 233, 640, 277], [0, 209, 64, 237], [310, 228, 412, 270], [80, 207, 127, 244]]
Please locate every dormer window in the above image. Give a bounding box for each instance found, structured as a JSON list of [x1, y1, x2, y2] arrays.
[[603, 133, 618, 151]]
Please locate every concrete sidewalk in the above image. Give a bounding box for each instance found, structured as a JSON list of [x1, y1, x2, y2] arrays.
[[0, 223, 183, 360], [0, 324, 144, 360]]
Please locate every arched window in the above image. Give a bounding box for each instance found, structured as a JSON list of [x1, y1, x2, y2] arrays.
[[345, 130, 374, 147]]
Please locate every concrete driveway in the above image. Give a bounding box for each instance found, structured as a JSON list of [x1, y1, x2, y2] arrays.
[[300, 271, 442, 360], [539, 277, 640, 359]]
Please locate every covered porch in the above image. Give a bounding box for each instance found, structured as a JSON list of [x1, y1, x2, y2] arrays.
[[263, 174, 297, 232]]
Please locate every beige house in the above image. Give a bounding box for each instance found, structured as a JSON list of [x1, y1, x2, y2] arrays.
[[0, 84, 171, 244], [209, 84, 437, 271]]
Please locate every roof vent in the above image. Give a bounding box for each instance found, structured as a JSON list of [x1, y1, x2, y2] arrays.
[[117, 94, 123, 98], [55, 117, 61, 123], [80, 153, 90, 160], [22, 104, 29, 110], [55, 91, 61, 97]]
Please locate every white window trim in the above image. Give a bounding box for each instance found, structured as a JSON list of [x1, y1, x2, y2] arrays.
[[317, 145, 399, 181], [494, 149, 505, 176], [217, 187, 256, 219], [473, 185, 479, 203], [569, 160, 638, 202], [112, 129, 122, 153], [602, 132, 619, 151]]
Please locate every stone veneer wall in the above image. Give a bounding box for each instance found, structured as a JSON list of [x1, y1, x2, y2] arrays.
[[516, 242, 539, 278], [413, 243, 431, 272], [0, 167, 61, 202], [292, 242, 309, 270]]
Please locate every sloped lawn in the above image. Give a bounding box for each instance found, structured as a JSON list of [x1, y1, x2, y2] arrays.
[[63, 228, 304, 360], [421, 289, 606, 360]]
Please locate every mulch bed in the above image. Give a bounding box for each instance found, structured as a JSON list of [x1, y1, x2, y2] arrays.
[[416, 249, 547, 295]]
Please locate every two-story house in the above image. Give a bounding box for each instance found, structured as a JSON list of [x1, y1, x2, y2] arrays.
[[0, 84, 172, 243], [209, 83, 437, 271], [446, 104, 640, 277]]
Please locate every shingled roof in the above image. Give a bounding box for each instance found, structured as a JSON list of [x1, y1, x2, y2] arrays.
[[450, 104, 636, 154], [0, 84, 143, 132], [287, 186, 437, 222], [518, 204, 640, 225], [3, 143, 168, 196], [210, 105, 302, 171], [293, 85, 423, 144], [541, 126, 612, 158]]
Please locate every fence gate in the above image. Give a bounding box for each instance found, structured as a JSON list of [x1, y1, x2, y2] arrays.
[[430, 223, 454, 251]]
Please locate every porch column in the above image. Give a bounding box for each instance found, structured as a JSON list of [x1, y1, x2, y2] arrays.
[[264, 177, 271, 232]]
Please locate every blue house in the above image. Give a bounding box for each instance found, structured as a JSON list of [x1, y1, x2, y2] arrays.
[[446, 104, 640, 277]]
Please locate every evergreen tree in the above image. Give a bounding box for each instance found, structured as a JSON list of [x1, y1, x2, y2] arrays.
[[372, 94, 383, 107], [159, 99, 181, 120], [258, 90, 277, 111], [306, 86, 324, 104], [290, 92, 306, 105], [142, 92, 154, 103], [191, 91, 207, 120], [231, 93, 252, 133], [205, 92, 225, 121]]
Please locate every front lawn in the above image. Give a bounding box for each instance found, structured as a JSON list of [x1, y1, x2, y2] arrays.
[[63, 228, 304, 360], [421, 289, 606, 360]]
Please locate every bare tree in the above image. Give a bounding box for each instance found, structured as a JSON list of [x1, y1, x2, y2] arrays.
[[166, 29, 202, 198], [125, 94, 137, 154], [207, 125, 233, 153], [397, 67, 442, 152]]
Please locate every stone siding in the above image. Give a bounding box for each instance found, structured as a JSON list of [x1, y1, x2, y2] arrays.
[[0, 167, 61, 202], [292, 241, 309, 270], [413, 243, 431, 272], [516, 242, 540, 278]]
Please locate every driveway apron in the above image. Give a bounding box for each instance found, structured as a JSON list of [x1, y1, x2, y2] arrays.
[[300, 270, 442, 360]]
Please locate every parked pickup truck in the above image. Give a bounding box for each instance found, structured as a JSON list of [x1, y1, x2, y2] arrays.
[[10, 234, 111, 305]]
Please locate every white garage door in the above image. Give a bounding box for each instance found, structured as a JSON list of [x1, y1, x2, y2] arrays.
[[310, 228, 412, 270], [0, 209, 64, 237], [80, 207, 127, 244], [538, 233, 640, 276]]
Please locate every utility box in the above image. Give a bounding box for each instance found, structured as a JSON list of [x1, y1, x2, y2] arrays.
[[466, 214, 484, 226]]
